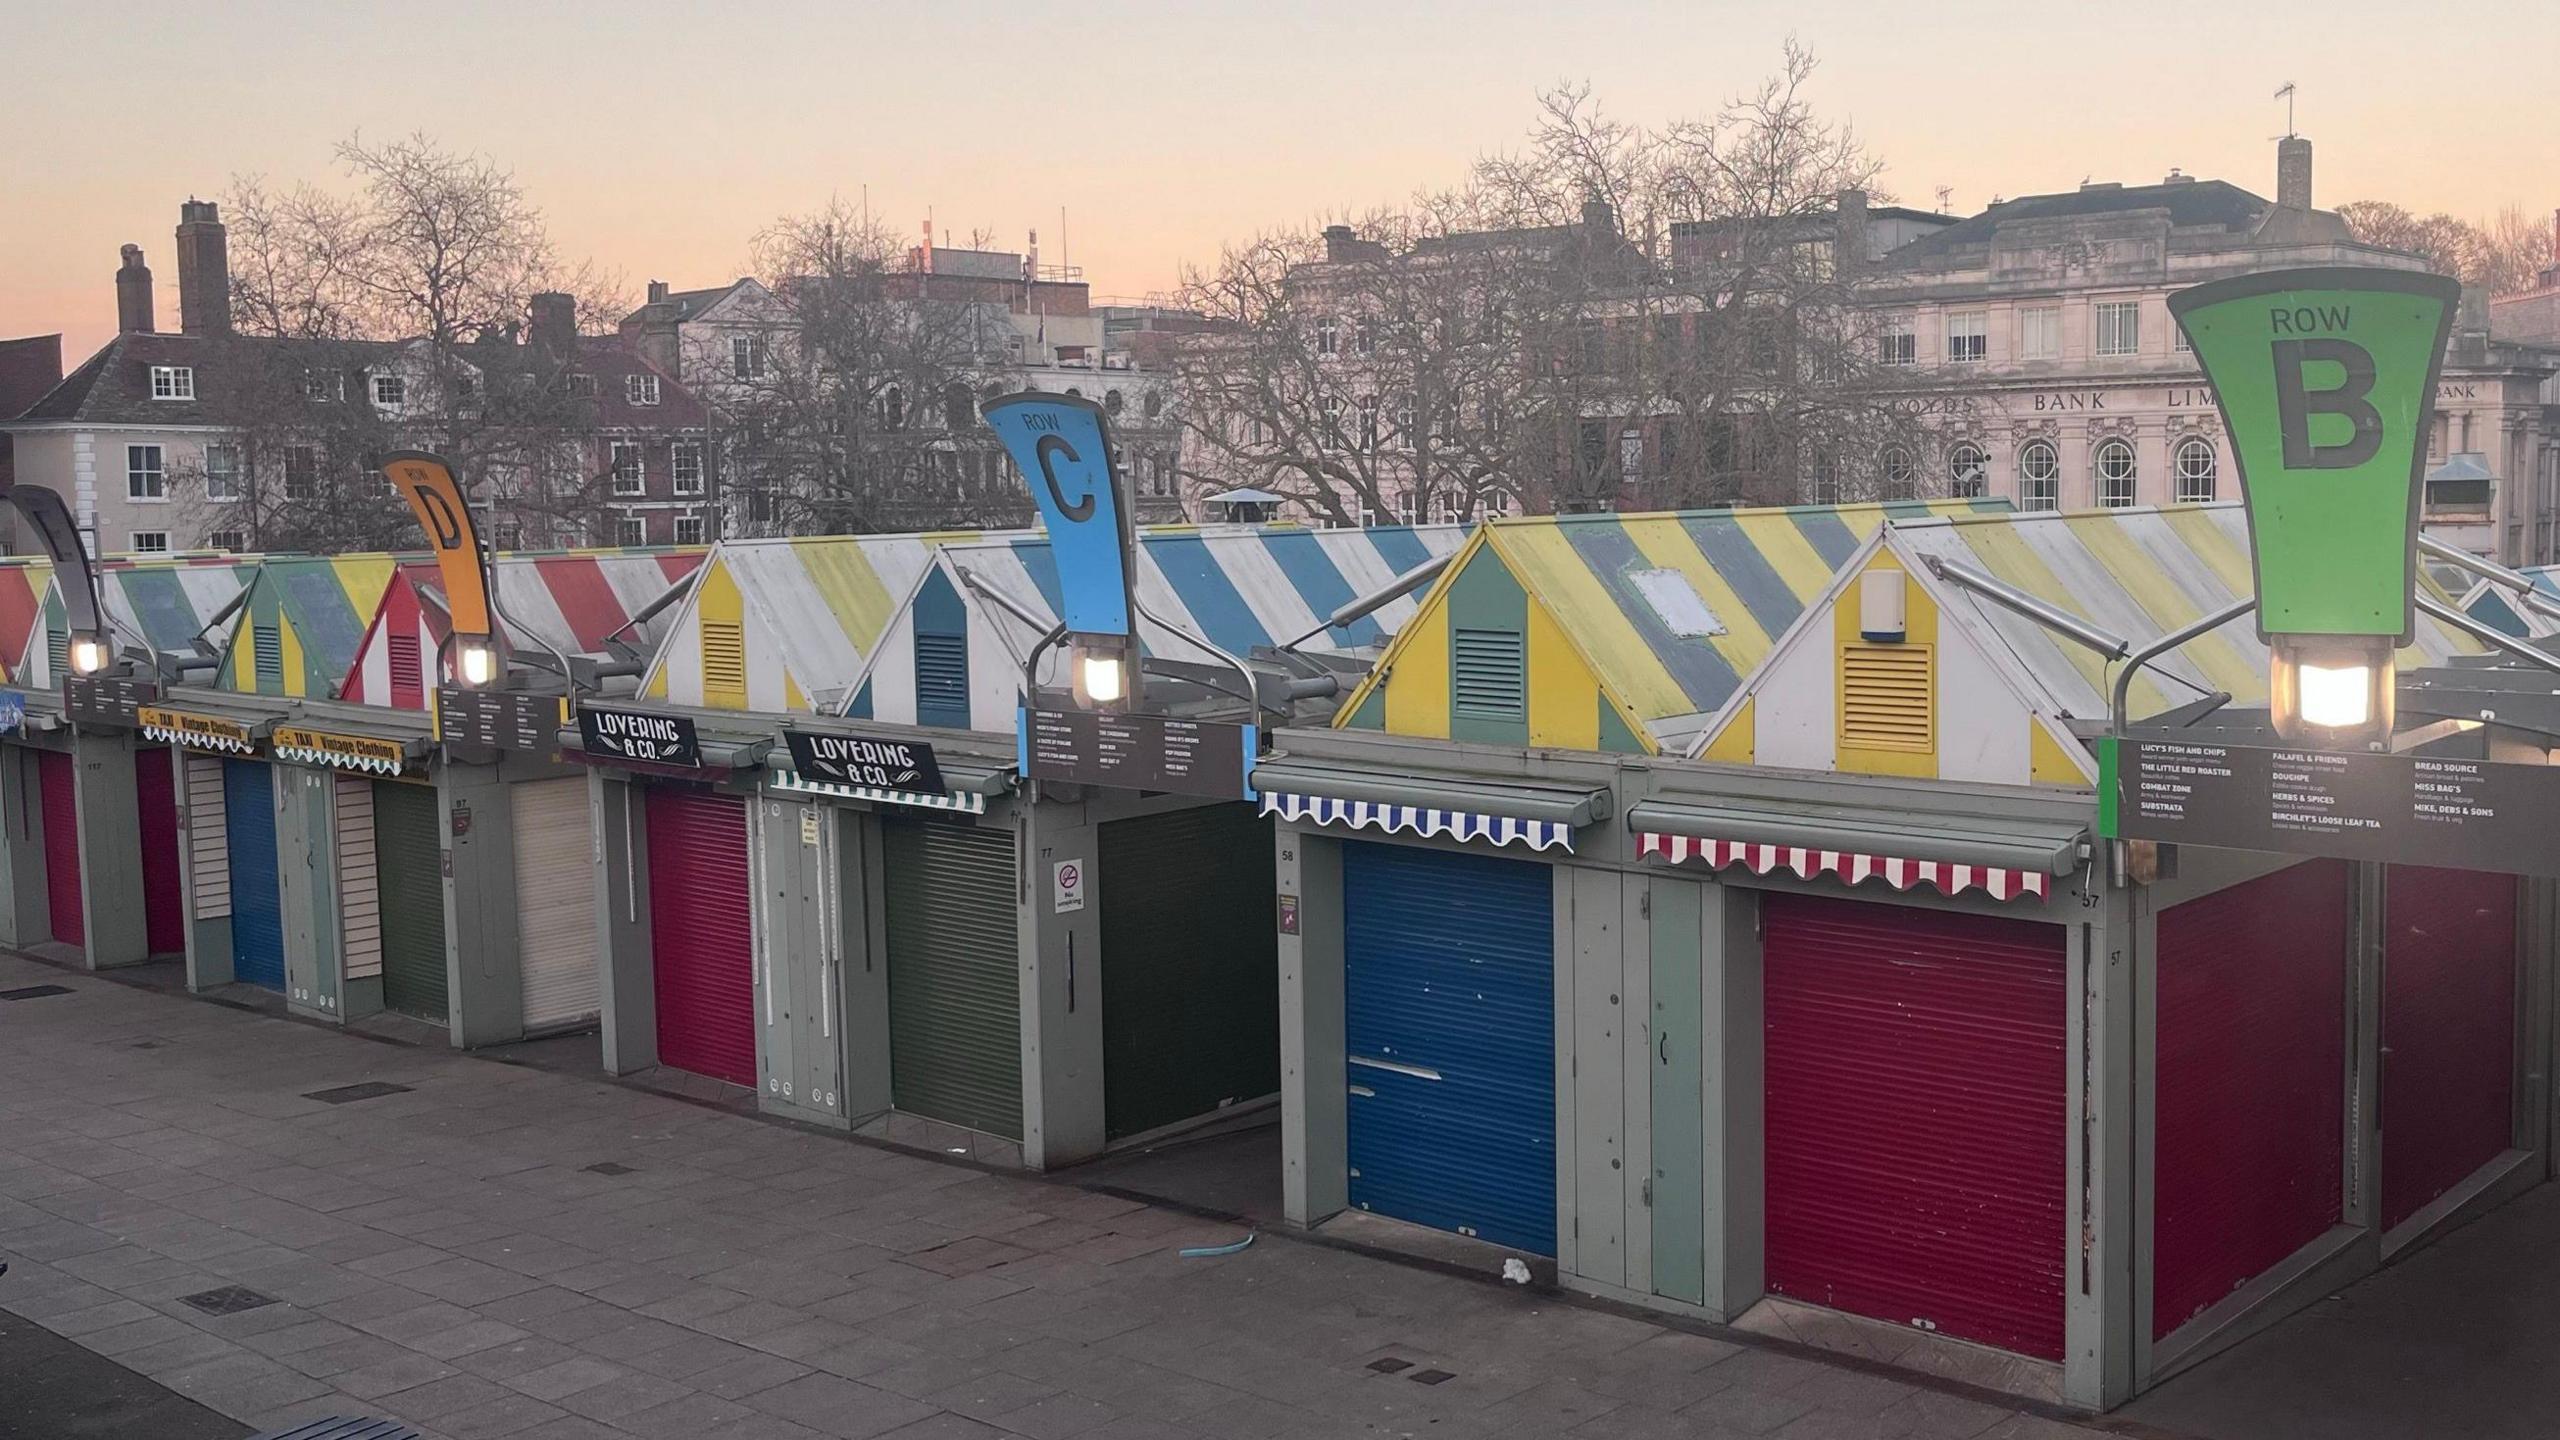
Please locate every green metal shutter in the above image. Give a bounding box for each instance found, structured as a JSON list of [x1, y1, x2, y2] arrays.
[[372, 780, 448, 1022], [1098, 805, 1278, 1141], [885, 816, 1020, 1140]]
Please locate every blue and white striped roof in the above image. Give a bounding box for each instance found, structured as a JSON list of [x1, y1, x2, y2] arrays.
[[846, 523, 1465, 731]]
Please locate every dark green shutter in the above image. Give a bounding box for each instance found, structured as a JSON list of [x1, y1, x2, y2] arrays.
[[373, 781, 447, 1021], [885, 817, 1021, 1139], [1099, 805, 1278, 1141]]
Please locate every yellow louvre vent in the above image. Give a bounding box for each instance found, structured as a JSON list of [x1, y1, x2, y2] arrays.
[[1838, 643, 1933, 752], [702, 619, 748, 707]]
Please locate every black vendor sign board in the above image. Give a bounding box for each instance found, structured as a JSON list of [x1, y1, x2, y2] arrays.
[[783, 729, 945, 794], [578, 704, 700, 768], [440, 687, 568, 754], [2100, 735, 2560, 877], [67, 675, 159, 728], [1021, 706, 1256, 800]]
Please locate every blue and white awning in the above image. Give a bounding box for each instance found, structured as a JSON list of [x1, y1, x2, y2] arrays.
[[1259, 790, 1574, 853], [768, 768, 987, 814]]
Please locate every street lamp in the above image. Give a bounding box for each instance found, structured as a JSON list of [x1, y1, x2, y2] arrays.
[[451, 635, 501, 690], [2269, 635, 2393, 746], [1070, 632, 1133, 710], [65, 633, 110, 678]]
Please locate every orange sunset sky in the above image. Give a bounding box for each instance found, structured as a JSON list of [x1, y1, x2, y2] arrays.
[[2, 0, 2551, 364]]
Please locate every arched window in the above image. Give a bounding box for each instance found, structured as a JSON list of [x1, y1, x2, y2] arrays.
[[2174, 438, 2218, 504], [2018, 440, 2059, 511], [1358, 395, 1380, 452], [880, 384, 906, 429], [1143, 389, 1164, 420], [943, 382, 974, 430], [1948, 442, 1989, 498], [1105, 389, 1125, 416], [1065, 387, 1084, 400], [2095, 439, 2137, 506], [1880, 445, 1916, 498]]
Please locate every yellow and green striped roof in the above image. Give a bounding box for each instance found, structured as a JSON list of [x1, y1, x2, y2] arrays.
[[1340, 498, 2006, 753], [215, 554, 404, 698]]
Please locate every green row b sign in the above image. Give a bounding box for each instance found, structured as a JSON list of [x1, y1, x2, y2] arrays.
[[2168, 267, 2462, 642]]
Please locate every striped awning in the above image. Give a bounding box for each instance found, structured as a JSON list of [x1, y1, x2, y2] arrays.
[[1260, 790, 1574, 853], [767, 768, 987, 814], [1635, 831, 2049, 901]]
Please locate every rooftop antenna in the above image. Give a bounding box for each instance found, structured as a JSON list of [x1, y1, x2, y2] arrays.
[[2274, 81, 2297, 139], [1934, 185, 1953, 214]]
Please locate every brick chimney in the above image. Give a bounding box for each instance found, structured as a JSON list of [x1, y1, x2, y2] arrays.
[[1322, 224, 1359, 262], [2276, 135, 2314, 211], [631, 282, 680, 372], [175, 199, 230, 336], [116, 245, 155, 334], [1834, 188, 1870, 277], [528, 291, 576, 357]]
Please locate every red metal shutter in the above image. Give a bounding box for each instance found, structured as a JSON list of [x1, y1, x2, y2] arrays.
[[38, 750, 81, 947], [646, 787, 755, 1087], [2382, 865, 2517, 1231], [1762, 892, 2067, 1360], [135, 749, 184, 956], [2153, 860, 2347, 1339]]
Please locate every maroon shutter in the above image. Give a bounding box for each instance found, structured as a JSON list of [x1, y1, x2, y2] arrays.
[[646, 787, 755, 1087], [38, 750, 82, 947], [1762, 893, 2067, 1360], [2382, 865, 2517, 1231], [2153, 860, 2347, 1339], [135, 749, 184, 955]]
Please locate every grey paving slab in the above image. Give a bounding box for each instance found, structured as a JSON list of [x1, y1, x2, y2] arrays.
[[0, 950, 2110, 1440]]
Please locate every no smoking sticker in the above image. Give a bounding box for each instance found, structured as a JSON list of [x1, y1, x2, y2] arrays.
[[1052, 859, 1086, 914]]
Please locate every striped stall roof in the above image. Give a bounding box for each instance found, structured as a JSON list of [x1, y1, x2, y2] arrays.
[[0, 558, 55, 683], [845, 524, 1467, 732], [1887, 505, 2481, 722], [345, 549, 705, 710], [2458, 565, 2560, 638], [15, 556, 262, 690], [1339, 499, 2007, 754], [216, 555, 403, 698], [641, 533, 987, 712]]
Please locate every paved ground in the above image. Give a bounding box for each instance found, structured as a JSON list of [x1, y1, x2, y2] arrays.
[[0, 951, 2105, 1440], [2125, 1181, 2560, 1440]]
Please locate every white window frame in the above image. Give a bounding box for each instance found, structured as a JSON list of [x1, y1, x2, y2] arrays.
[[204, 443, 243, 502], [2173, 438, 2218, 504], [1948, 442, 1989, 497], [1619, 428, 1645, 481], [1880, 446, 1917, 496], [2095, 301, 2140, 358], [614, 514, 647, 547], [127, 444, 166, 500], [670, 439, 705, 496], [2020, 306, 2062, 362], [1945, 311, 1987, 364], [610, 441, 645, 495], [284, 445, 319, 500], [205, 528, 246, 552], [2019, 440, 2060, 511], [149, 365, 195, 400], [731, 335, 764, 380], [2095, 438, 2138, 506], [627, 372, 662, 406], [302, 369, 336, 402], [129, 530, 170, 554], [372, 373, 406, 408], [1316, 317, 1340, 358], [1879, 326, 1917, 366], [675, 513, 707, 547]]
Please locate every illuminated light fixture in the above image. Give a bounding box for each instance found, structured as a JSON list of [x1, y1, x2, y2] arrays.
[[2268, 634, 2394, 747], [453, 636, 501, 690], [1069, 633, 1134, 711], [66, 634, 110, 677]]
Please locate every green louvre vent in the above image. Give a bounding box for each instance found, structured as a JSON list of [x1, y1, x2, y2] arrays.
[[45, 627, 67, 679], [1452, 628, 1526, 721], [253, 626, 284, 687]]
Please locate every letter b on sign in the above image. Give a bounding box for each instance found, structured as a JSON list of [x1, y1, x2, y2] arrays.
[[2273, 338, 2381, 470]]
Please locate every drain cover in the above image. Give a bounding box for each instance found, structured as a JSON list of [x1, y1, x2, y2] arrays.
[[1410, 1369, 1456, 1386], [0, 984, 72, 1000], [180, 1286, 279, 1316], [582, 1162, 636, 1176], [303, 1082, 412, 1105], [1366, 1358, 1413, 1374]]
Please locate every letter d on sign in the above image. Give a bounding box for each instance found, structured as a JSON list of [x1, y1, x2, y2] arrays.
[[380, 450, 494, 638]]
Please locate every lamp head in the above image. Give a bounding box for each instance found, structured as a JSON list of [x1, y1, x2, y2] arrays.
[[2269, 634, 2394, 749]]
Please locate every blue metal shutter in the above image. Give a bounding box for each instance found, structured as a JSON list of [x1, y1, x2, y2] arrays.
[[223, 759, 285, 990], [1343, 839, 1556, 1254]]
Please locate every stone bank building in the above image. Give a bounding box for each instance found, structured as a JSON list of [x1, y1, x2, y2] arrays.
[[1858, 137, 2560, 564]]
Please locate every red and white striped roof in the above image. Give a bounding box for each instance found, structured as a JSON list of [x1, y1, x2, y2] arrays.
[[344, 549, 704, 711], [1633, 831, 2051, 902]]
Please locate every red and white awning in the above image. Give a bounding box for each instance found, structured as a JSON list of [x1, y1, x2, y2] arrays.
[[1634, 831, 2050, 901]]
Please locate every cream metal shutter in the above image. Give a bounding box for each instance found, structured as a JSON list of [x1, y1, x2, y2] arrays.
[[514, 777, 601, 1031], [334, 774, 382, 982], [185, 753, 231, 920]]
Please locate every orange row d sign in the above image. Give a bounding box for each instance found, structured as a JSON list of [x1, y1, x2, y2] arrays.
[[382, 450, 492, 638]]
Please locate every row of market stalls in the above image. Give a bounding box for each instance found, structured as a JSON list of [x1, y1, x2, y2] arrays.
[[9, 500, 2552, 1411]]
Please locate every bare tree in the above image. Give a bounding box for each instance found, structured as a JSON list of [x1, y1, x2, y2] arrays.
[[171, 134, 636, 552], [1173, 46, 1956, 522], [710, 199, 1029, 534], [2340, 200, 2556, 295]]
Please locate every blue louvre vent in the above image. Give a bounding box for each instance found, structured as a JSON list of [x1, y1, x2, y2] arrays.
[[914, 632, 970, 730], [1343, 839, 1556, 1255]]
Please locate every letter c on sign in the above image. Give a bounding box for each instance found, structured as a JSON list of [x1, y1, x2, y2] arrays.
[[1036, 434, 1095, 523]]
